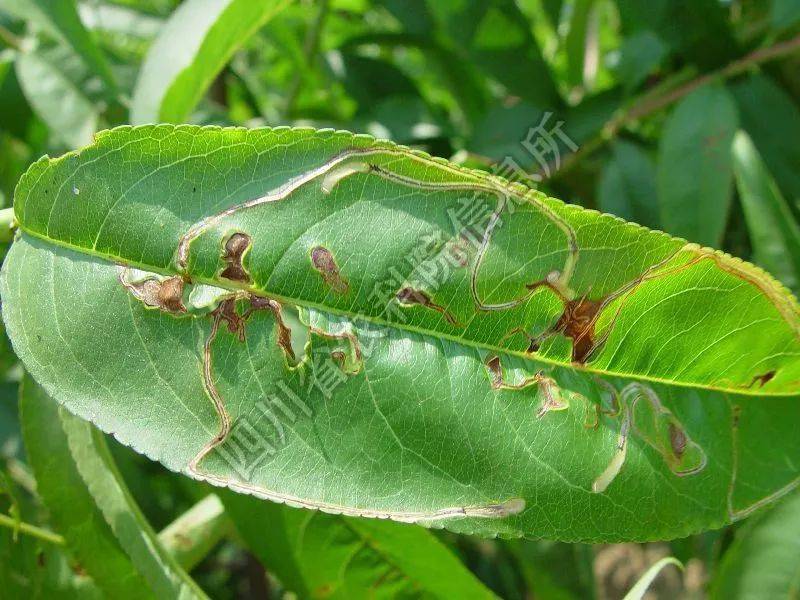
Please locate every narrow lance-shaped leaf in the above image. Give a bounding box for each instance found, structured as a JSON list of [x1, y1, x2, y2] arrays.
[[221, 490, 496, 598], [15, 47, 98, 149], [19, 373, 156, 600], [597, 139, 659, 229], [60, 408, 207, 598], [3, 125, 800, 542], [0, 0, 117, 91], [732, 131, 800, 294], [711, 489, 800, 599], [731, 74, 800, 207], [657, 84, 739, 246], [131, 0, 293, 124]]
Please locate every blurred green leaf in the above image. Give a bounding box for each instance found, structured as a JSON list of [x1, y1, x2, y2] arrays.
[[337, 51, 418, 107], [131, 0, 292, 124], [0, 0, 117, 91], [731, 74, 800, 208], [612, 31, 668, 92], [341, 31, 491, 128], [428, 0, 561, 108], [564, 0, 594, 90], [598, 139, 659, 228], [657, 84, 738, 246], [60, 408, 207, 598], [712, 490, 800, 599], [0, 535, 103, 598], [732, 131, 800, 294], [222, 491, 496, 598], [614, 0, 737, 69], [771, 0, 800, 32], [20, 373, 156, 599], [0, 57, 34, 139], [15, 46, 98, 148], [505, 539, 588, 600]]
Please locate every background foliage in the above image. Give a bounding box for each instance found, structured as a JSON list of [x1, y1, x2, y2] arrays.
[[1, 0, 800, 597]]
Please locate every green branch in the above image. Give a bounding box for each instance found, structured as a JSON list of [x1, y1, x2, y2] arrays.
[[0, 512, 65, 546], [544, 32, 800, 180]]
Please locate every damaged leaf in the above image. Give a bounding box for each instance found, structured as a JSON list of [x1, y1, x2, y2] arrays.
[[4, 125, 800, 542]]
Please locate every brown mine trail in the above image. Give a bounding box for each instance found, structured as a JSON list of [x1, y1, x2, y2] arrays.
[[396, 287, 463, 327]]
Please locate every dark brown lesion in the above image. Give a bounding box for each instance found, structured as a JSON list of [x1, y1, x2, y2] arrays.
[[214, 293, 296, 362], [396, 287, 463, 327], [220, 232, 252, 283], [119, 270, 187, 314], [524, 296, 605, 364], [555, 297, 604, 364], [311, 246, 349, 294], [746, 370, 776, 389]]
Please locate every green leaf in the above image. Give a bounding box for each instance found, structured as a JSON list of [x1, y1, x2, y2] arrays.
[[597, 139, 659, 229], [731, 74, 800, 207], [59, 407, 207, 598], [614, 0, 737, 70], [563, 0, 594, 90], [657, 84, 739, 246], [428, 0, 560, 108], [612, 31, 668, 93], [131, 0, 293, 124], [771, 0, 800, 32], [221, 490, 496, 598], [0, 0, 116, 91], [732, 131, 800, 295], [4, 125, 800, 542], [14, 46, 98, 149], [711, 490, 800, 598], [19, 373, 156, 599]]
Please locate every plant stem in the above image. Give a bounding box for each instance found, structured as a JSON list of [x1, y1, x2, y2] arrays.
[[0, 207, 15, 243], [0, 513, 66, 546], [543, 32, 800, 180], [0, 24, 21, 50], [158, 494, 232, 572]]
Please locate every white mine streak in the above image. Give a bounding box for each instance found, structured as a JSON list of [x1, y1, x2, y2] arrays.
[[176, 145, 579, 301], [190, 466, 525, 522], [178, 146, 486, 269], [592, 409, 630, 494]]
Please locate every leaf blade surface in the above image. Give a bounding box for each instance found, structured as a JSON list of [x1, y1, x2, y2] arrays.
[[4, 125, 800, 541]]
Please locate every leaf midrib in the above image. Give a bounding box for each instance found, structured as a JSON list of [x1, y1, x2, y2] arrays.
[[16, 225, 786, 398]]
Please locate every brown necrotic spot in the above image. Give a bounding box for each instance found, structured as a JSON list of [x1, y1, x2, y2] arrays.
[[120, 270, 186, 314], [555, 296, 604, 364], [220, 232, 252, 283], [311, 246, 349, 294], [223, 294, 297, 362], [396, 287, 462, 327], [669, 422, 687, 458], [486, 355, 503, 388]]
